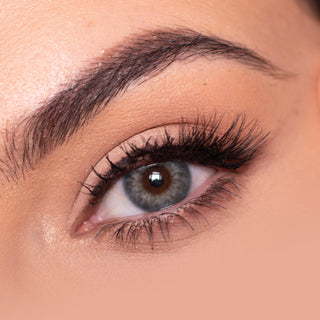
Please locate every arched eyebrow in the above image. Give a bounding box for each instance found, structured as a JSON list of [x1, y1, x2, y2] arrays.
[[2, 27, 285, 182]]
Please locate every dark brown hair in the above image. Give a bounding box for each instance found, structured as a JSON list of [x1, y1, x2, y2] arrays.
[[307, 0, 320, 19]]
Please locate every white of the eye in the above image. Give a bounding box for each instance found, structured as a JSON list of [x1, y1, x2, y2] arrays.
[[94, 163, 215, 220]]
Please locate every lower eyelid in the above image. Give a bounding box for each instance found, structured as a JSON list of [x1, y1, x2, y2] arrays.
[[76, 173, 241, 251], [93, 175, 241, 251]]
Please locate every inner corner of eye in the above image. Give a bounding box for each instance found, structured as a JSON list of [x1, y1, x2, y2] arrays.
[[76, 161, 217, 235]]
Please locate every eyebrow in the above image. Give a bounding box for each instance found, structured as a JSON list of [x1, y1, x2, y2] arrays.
[[2, 27, 285, 181]]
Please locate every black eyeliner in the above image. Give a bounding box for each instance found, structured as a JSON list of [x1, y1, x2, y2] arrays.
[[82, 113, 268, 205]]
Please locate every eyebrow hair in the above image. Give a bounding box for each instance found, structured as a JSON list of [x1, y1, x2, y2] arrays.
[[2, 27, 285, 182]]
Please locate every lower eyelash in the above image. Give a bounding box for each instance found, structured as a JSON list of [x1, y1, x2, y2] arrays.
[[94, 176, 241, 250]]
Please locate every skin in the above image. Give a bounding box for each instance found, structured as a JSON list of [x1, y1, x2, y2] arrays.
[[0, 0, 320, 318]]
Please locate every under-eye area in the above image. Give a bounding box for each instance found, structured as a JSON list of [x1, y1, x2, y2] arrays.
[[71, 113, 269, 250]]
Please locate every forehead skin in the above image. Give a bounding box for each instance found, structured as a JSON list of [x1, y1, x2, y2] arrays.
[[0, 0, 319, 124], [0, 0, 320, 319]]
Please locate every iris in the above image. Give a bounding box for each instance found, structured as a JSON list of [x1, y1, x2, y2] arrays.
[[123, 162, 191, 212]]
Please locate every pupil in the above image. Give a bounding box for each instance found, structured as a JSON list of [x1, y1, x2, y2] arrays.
[[141, 165, 171, 195], [149, 171, 164, 188]]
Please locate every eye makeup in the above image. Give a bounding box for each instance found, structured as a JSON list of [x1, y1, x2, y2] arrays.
[[72, 113, 269, 250]]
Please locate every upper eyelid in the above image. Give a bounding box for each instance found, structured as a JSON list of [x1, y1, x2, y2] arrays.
[[1, 27, 284, 184], [79, 114, 268, 206]]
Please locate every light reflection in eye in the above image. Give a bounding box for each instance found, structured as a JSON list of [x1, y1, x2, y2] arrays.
[[149, 171, 162, 186]]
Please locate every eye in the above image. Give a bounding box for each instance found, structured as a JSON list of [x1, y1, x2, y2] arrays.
[[78, 161, 216, 233], [72, 114, 268, 250]]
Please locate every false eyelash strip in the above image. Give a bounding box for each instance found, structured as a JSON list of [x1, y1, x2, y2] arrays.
[[82, 113, 268, 206]]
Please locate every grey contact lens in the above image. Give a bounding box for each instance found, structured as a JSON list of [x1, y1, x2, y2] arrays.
[[123, 162, 191, 212]]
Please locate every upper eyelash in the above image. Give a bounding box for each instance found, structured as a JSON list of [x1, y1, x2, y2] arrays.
[[81, 113, 269, 206]]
